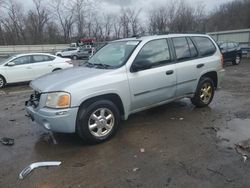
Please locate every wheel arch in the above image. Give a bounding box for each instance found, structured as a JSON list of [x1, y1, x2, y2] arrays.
[[52, 68, 62, 72], [0, 74, 7, 83], [200, 71, 218, 89], [78, 93, 125, 118]]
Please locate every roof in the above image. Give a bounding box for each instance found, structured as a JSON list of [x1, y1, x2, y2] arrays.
[[114, 34, 210, 43], [14, 53, 55, 57]]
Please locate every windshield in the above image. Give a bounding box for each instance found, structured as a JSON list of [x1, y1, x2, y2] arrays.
[[87, 41, 140, 68], [0, 55, 16, 65]]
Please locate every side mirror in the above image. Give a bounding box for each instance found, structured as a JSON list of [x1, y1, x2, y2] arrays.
[[131, 60, 152, 72], [6, 62, 15, 66]]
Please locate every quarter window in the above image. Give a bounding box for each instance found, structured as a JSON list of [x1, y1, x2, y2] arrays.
[[172, 37, 192, 61], [135, 39, 171, 67], [192, 37, 216, 56]]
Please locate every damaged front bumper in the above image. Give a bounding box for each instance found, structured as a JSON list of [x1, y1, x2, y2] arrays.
[[25, 93, 78, 133]]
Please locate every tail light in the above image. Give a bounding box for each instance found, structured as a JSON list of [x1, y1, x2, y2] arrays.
[[65, 60, 72, 64], [220, 53, 224, 67]]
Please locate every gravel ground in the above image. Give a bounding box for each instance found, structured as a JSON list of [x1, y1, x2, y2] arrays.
[[0, 59, 250, 188]]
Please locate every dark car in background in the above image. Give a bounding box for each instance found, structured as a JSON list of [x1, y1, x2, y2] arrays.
[[218, 41, 242, 65]]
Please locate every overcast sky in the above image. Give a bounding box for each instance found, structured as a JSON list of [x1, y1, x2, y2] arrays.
[[100, 0, 234, 13], [16, 0, 234, 16]]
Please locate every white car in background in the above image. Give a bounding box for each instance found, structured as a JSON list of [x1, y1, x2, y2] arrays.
[[55, 47, 80, 58], [0, 53, 73, 88]]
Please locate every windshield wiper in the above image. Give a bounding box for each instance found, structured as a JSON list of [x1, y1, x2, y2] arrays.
[[85, 62, 113, 69]]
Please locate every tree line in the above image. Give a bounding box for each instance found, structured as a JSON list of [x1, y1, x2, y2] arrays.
[[0, 0, 249, 45]]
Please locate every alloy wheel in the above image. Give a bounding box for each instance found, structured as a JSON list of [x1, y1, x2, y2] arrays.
[[88, 108, 115, 138], [200, 82, 212, 104]]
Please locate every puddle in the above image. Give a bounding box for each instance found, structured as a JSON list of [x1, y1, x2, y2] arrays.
[[217, 118, 250, 147], [0, 85, 32, 95]]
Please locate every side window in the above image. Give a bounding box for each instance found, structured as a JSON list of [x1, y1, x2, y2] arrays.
[[69, 48, 76, 51], [135, 39, 171, 67], [32, 55, 51, 63], [13, 56, 31, 65], [192, 37, 216, 57], [187, 38, 198, 57], [172, 37, 191, 61]]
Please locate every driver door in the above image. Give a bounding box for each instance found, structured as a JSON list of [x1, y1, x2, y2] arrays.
[[4, 55, 34, 83], [127, 39, 177, 111]]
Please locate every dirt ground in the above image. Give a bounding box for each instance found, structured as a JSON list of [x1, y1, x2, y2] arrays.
[[0, 59, 250, 188]]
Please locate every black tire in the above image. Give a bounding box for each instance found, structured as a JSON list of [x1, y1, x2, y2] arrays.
[[232, 54, 241, 65], [76, 100, 120, 144], [57, 54, 62, 57], [72, 55, 78, 60], [191, 77, 215, 108], [0, 75, 6, 88]]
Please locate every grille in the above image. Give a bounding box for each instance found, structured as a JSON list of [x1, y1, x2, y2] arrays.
[[29, 91, 41, 107]]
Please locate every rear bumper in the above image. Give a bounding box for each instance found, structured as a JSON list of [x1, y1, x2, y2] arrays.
[[25, 105, 78, 133], [217, 69, 225, 88]]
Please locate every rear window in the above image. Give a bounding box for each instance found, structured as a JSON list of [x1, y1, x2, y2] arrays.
[[192, 37, 216, 57]]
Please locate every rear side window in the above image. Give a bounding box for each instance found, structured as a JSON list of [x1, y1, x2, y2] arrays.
[[33, 55, 52, 63], [187, 38, 198, 57], [192, 37, 216, 57], [172, 37, 191, 61]]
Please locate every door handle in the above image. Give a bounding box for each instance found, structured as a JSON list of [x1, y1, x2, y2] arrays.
[[48, 64, 53, 67], [26, 67, 32, 69], [166, 70, 174, 75], [196, 64, 204, 68]]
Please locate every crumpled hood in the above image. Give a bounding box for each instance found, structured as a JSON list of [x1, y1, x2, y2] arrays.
[[30, 67, 110, 92]]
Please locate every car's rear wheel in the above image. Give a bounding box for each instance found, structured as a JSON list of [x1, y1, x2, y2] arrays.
[[72, 55, 78, 60], [76, 100, 120, 144], [57, 54, 62, 57], [0, 76, 6, 88], [191, 77, 215, 107], [232, 54, 241, 65]]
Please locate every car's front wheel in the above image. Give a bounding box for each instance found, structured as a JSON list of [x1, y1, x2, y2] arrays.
[[0, 76, 6, 88], [191, 77, 215, 107], [72, 55, 78, 60], [76, 100, 120, 144], [232, 54, 241, 65]]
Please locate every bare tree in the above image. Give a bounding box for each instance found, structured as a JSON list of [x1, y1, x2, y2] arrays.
[[26, 0, 49, 44], [50, 0, 76, 43], [1, 0, 26, 44]]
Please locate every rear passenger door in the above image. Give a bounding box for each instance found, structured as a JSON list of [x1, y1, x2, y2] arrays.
[[171, 37, 202, 97], [31, 55, 54, 78], [173, 36, 217, 97]]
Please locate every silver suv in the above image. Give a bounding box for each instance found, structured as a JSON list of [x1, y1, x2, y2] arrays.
[[25, 34, 225, 143]]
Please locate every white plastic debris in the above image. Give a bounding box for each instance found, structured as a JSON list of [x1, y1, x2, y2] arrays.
[[19, 161, 61, 179], [243, 155, 248, 163], [133, 168, 139, 172], [140, 148, 145, 153]]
